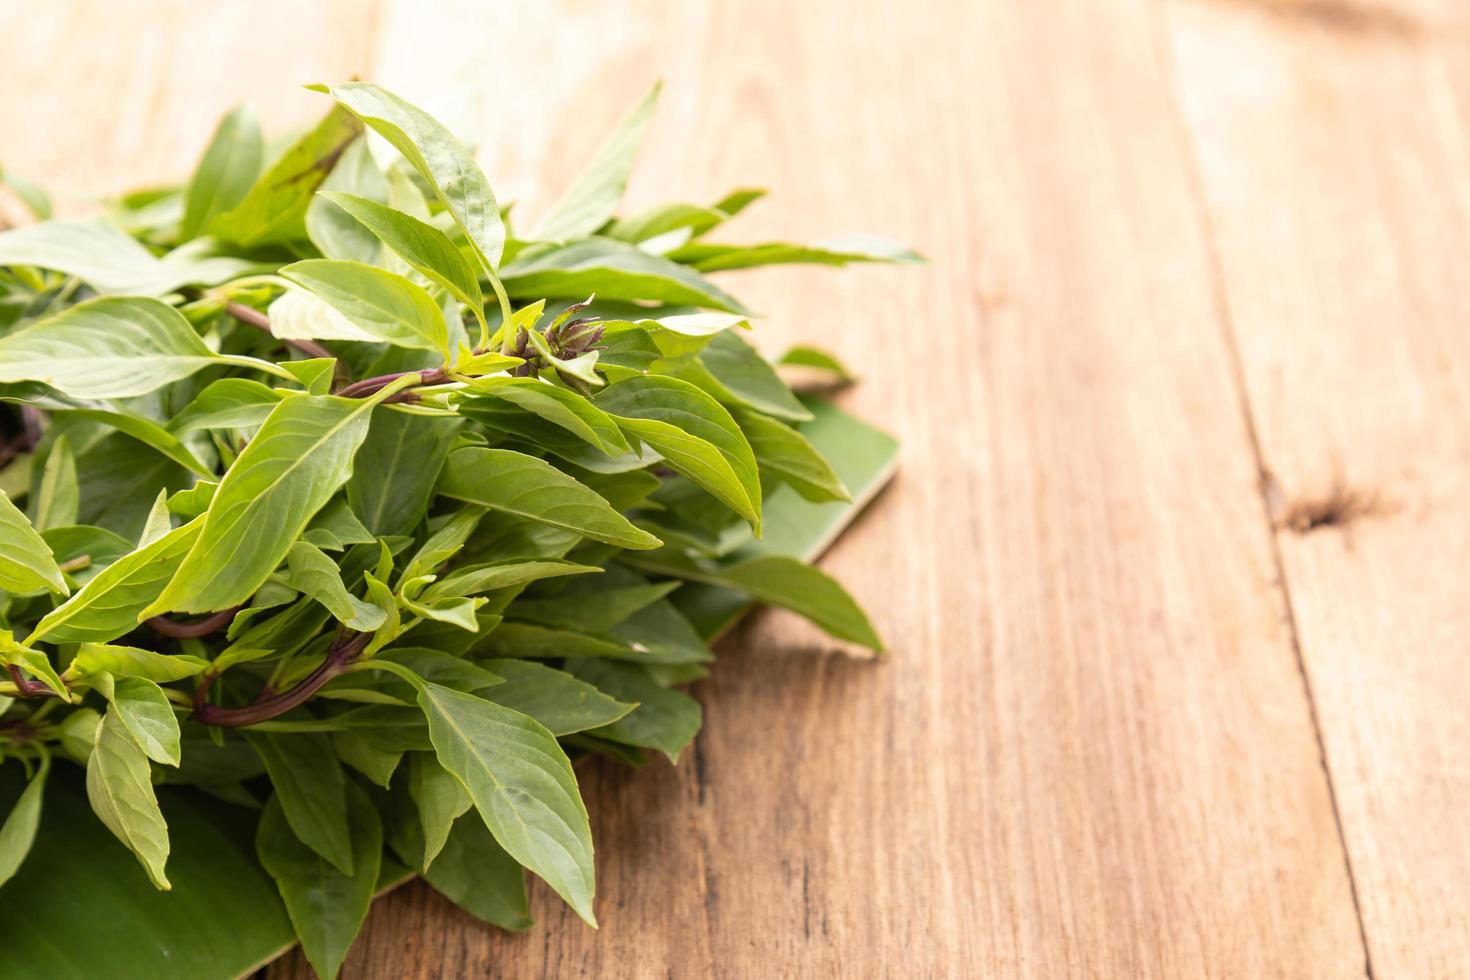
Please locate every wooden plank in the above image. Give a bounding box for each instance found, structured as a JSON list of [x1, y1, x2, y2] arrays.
[[1165, 1, 1470, 974], [0, 0, 379, 210], [265, 1, 1365, 975]]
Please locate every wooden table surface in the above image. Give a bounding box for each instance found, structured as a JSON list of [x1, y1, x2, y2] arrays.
[[5, 0, 1468, 976]]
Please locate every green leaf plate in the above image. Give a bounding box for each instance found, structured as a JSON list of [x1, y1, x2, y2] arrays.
[[0, 398, 896, 978]]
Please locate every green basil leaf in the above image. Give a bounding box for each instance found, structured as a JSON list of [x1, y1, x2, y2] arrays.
[[0, 489, 67, 596], [266, 287, 379, 344], [282, 541, 386, 631], [437, 447, 661, 550], [32, 433, 78, 531], [425, 558, 599, 600], [681, 329, 811, 422], [169, 379, 283, 433], [86, 708, 170, 889], [256, 780, 381, 980], [0, 752, 48, 888], [312, 83, 505, 268], [245, 732, 354, 876], [418, 682, 596, 925], [0, 219, 176, 295], [668, 233, 923, 271], [280, 259, 449, 357], [462, 377, 630, 456], [54, 407, 213, 476], [320, 192, 484, 312], [332, 731, 402, 788], [27, 517, 202, 644], [778, 344, 854, 382], [737, 408, 850, 503], [65, 643, 208, 683], [533, 83, 658, 241], [209, 104, 362, 246], [480, 659, 634, 736], [102, 675, 181, 768], [509, 580, 678, 634], [568, 659, 701, 763], [144, 394, 379, 615], [422, 813, 532, 931], [595, 375, 761, 533], [479, 621, 710, 666], [502, 238, 746, 313], [306, 137, 389, 264], [0, 297, 272, 400], [409, 752, 471, 871], [181, 104, 264, 241], [346, 408, 461, 536], [0, 632, 67, 697]]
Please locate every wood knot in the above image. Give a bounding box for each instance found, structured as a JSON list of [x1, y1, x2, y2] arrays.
[[1265, 469, 1383, 535]]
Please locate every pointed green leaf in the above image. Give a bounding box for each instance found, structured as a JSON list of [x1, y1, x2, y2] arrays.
[[279, 259, 449, 356], [425, 558, 599, 600], [169, 378, 283, 433], [778, 344, 854, 382], [32, 434, 78, 532], [284, 541, 387, 631], [312, 83, 504, 268], [144, 394, 379, 615], [502, 238, 745, 313], [346, 408, 461, 536], [245, 732, 354, 876], [463, 377, 629, 456], [437, 447, 660, 550], [418, 682, 596, 925], [681, 329, 812, 422], [86, 708, 170, 889], [409, 753, 471, 870], [27, 517, 202, 644], [0, 297, 240, 400], [209, 105, 362, 246], [181, 104, 265, 240], [595, 375, 761, 533], [321, 192, 484, 311], [669, 233, 923, 271], [533, 83, 659, 241], [306, 137, 390, 264], [0, 752, 48, 888], [102, 675, 181, 768], [737, 408, 850, 503], [64, 643, 208, 684], [568, 659, 701, 764], [422, 814, 532, 931], [510, 580, 678, 634], [256, 781, 381, 980], [0, 490, 67, 596], [480, 659, 634, 736]]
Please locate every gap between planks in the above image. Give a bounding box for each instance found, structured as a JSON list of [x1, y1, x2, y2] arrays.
[[1147, 1, 1376, 976]]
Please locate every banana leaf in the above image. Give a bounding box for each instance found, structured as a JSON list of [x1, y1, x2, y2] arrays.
[[0, 399, 897, 978]]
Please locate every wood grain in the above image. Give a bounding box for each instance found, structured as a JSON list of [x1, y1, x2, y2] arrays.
[[1166, 0, 1470, 974], [4, 0, 1437, 975]]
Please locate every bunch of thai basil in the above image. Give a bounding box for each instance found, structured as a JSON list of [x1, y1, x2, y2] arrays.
[[0, 81, 915, 977]]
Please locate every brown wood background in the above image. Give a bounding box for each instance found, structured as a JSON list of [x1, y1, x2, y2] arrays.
[[3, 0, 1467, 976]]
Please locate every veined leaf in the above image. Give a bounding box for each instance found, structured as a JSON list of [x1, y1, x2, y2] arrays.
[[568, 659, 701, 764], [737, 408, 850, 503], [100, 675, 181, 768], [181, 104, 264, 241], [210, 104, 362, 246], [86, 708, 170, 890], [168, 378, 283, 433], [0, 297, 280, 400], [668, 233, 923, 271], [425, 558, 599, 600], [53, 407, 213, 476], [422, 814, 531, 931], [438, 447, 659, 550], [630, 553, 883, 650], [27, 517, 202, 644], [321, 192, 484, 312], [480, 659, 634, 736], [595, 375, 761, 534], [346, 397, 461, 537], [32, 434, 78, 531], [418, 682, 596, 925], [462, 377, 629, 456], [681, 330, 812, 422], [256, 782, 381, 980], [0, 752, 48, 888], [0, 220, 178, 295], [266, 287, 378, 344], [502, 238, 746, 313], [0, 490, 67, 596], [778, 344, 854, 382], [143, 394, 380, 615], [306, 137, 390, 264], [312, 83, 505, 268], [284, 541, 387, 631], [533, 83, 659, 241], [409, 753, 471, 870], [245, 732, 354, 877], [64, 643, 208, 684], [280, 259, 449, 357]]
